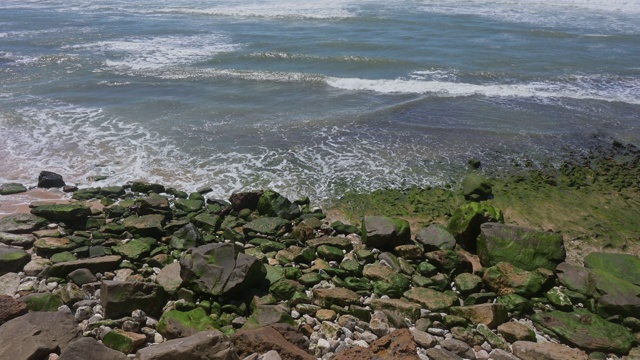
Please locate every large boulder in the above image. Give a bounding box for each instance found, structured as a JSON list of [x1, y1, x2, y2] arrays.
[[136, 330, 239, 360], [0, 244, 30, 275], [257, 189, 300, 220], [38, 170, 66, 188], [0, 213, 47, 233], [101, 281, 166, 319], [180, 243, 266, 296], [477, 223, 566, 271], [557, 260, 640, 318], [532, 309, 635, 354], [447, 202, 503, 252], [0, 310, 80, 359], [229, 190, 263, 211], [363, 216, 411, 250]]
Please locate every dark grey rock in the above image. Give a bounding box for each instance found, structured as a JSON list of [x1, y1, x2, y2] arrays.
[[59, 336, 128, 360], [415, 224, 456, 251], [101, 281, 165, 319], [38, 170, 66, 188]]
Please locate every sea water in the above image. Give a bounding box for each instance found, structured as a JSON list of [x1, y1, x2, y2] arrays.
[[1, 0, 639, 200]]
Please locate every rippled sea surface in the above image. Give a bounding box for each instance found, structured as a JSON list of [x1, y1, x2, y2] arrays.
[[1, 0, 639, 200]]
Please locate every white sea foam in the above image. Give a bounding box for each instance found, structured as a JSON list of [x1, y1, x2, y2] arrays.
[[326, 74, 640, 105], [68, 33, 240, 70]]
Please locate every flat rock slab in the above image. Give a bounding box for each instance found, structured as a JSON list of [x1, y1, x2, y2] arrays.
[[136, 330, 238, 360], [0, 244, 30, 275], [232, 326, 314, 360], [584, 252, 640, 287], [449, 303, 508, 329], [0, 213, 47, 233], [532, 309, 635, 354], [312, 287, 360, 308], [0, 182, 27, 195], [31, 203, 92, 221], [101, 281, 165, 319], [403, 287, 458, 312], [0, 232, 35, 248], [59, 337, 128, 360], [0, 310, 80, 359], [48, 255, 122, 278], [512, 341, 587, 360]]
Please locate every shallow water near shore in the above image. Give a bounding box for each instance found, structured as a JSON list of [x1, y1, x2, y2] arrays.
[[1, 0, 639, 200]]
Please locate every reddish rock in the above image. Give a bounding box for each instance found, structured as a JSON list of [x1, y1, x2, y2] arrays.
[[335, 329, 419, 360], [232, 325, 315, 360], [512, 341, 588, 360], [0, 294, 27, 325]]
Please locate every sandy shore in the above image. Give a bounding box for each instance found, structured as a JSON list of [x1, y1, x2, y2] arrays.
[[0, 188, 71, 219]]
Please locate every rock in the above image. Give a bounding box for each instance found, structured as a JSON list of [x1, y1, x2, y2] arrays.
[[0, 244, 30, 275], [440, 338, 476, 359], [131, 181, 165, 194], [0, 232, 35, 247], [477, 223, 566, 271], [123, 214, 165, 238], [0, 182, 27, 195], [0, 310, 80, 359], [312, 287, 360, 308], [101, 281, 165, 318], [425, 250, 472, 276], [0, 294, 28, 325], [584, 252, 640, 287], [414, 224, 456, 251], [545, 286, 573, 311], [47, 255, 122, 278], [230, 190, 263, 211], [449, 303, 508, 329], [371, 298, 421, 322], [532, 309, 635, 354], [193, 213, 222, 232], [169, 223, 204, 250], [31, 203, 92, 221], [423, 347, 464, 360], [0, 213, 47, 233], [38, 170, 66, 188], [316, 245, 344, 262], [67, 268, 98, 286], [113, 237, 156, 260], [497, 321, 536, 342], [136, 330, 239, 360], [335, 328, 420, 360], [232, 326, 315, 360], [20, 292, 64, 311], [156, 262, 182, 294], [174, 198, 204, 213], [410, 328, 436, 348], [363, 262, 396, 281], [488, 349, 521, 360], [0, 272, 20, 296], [453, 273, 483, 296], [403, 287, 458, 312], [447, 202, 503, 252], [556, 262, 596, 296], [512, 341, 588, 360], [243, 217, 290, 236], [180, 243, 266, 296], [257, 189, 300, 220], [270, 279, 305, 301], [243, 305, 294, 330], [34, 237, 78, 256], [462, 173, 492, 201], [363, 216, 411, 250], [482, 262, 551, 297], [59, 337, 128, 360], [157, 307, 219, 339], [138, 194, 171, 216], [476, 323, 509, 351], [102, 328, 147, 354]]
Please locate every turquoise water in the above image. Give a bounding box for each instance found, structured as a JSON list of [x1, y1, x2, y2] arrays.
[[1, 0, 639, 200]]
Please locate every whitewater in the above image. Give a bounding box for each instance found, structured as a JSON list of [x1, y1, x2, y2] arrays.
[[1, 0, 639, 200]]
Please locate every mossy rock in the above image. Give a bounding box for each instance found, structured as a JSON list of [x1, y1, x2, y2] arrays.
[[0, 182, 27, 195], [317, 245, 344, 262], [243, 304, 294, 330], [363, 216, 411, 250], [533, 309, 635, 354], [257, 189, 300, 220], [462, 173, 492, 201], [102, 329, 146, 354], [477, 223, 566, 271], [269, 279, 304, 301], [243, 217, 290, 237], [447, 202, 503, 252], [584, 252, 640, 287], [112, 237, 156, 260], [21, 292, 64, 311], [157, 307, 219, 340], [31, 203, 92, 221], [174, 198, 204, 213]]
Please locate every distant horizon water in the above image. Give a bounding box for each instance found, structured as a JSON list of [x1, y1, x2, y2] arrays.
[[1, 0, 639, 200]]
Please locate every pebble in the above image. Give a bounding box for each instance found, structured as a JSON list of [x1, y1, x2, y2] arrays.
[[428, 327, 447, 336]]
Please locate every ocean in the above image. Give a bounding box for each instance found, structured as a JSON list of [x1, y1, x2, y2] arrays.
[[1, 0, 639, 201]]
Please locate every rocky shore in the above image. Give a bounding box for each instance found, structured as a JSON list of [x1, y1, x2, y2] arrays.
[[1, 143, 640, 360]]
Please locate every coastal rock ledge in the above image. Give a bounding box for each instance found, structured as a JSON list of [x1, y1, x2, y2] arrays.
[[0, 180, 639, 360]]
